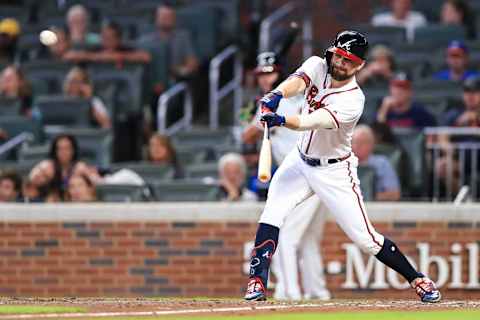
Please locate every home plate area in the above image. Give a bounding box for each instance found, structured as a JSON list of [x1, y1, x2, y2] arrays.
[[0, 298, 478, 319]]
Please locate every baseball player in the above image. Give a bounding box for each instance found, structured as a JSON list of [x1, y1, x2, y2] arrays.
[[244, 30, 441, 303], [243, 52, 330, 301]]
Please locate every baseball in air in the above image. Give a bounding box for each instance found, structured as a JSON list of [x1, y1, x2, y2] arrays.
[[39, 30, 58, 46]]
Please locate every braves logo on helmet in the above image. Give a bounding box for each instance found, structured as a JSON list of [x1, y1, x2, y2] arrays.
[[338, 39, 357, 52]]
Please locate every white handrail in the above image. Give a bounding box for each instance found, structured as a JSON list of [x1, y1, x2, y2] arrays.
[[259, 2, 296, 53], [157, 82, 193, 136], [425, 127, 480, 201], [0, 132, 34, 156], [424, 127, 480, 135], [209, 45, 243, 130]]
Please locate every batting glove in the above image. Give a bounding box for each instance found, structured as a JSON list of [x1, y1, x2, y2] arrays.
[[259, 90, 283, 113], [261, 112, 286, 128]]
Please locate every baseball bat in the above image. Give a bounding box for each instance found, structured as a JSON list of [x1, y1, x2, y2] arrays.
[[257, 125, 272, 183]]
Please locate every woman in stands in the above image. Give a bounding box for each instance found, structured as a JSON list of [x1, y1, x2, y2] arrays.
[[441, 0, 476, 40], [147, 133, 184, 179], [217, 153, 257, 202], [356, 45, 396, 86], [63, 66, 111, 128], [0, 65, 33, 116], [67, 173, 97, 202], [29, 134, 90, 201]]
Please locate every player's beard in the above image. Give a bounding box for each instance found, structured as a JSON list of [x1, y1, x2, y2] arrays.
[[329, 64, 354, 81]]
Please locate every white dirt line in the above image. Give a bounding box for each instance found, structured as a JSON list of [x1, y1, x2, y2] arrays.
[[0, 303, 325, 319]]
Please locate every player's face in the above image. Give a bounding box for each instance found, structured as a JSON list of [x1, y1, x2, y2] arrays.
[[330, 53, 360, 81]]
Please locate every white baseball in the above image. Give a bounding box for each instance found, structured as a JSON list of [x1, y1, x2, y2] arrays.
[[39, 30, 58, 46]]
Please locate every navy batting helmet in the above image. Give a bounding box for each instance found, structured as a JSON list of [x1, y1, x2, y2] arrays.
[[324, 30, 368, 67]]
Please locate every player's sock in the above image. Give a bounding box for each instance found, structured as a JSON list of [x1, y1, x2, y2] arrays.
[[375, 237, 421, 283], [248, 223, 279, 287]]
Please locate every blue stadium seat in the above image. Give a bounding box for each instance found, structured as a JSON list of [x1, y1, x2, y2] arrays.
[[110, 162, 174, 183], [152, 180, 220, 201], [0, 97, 21, 116], [34, 95, 91, 127], [414, 25, 466, 45]]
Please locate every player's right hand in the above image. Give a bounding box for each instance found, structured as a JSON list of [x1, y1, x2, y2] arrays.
[[261, 112, 286, 128], [259, 90, 283, 113]]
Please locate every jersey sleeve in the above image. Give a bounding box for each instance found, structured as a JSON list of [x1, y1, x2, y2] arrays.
[[322, 95, 365, 128], [291, 56, 326, 89]]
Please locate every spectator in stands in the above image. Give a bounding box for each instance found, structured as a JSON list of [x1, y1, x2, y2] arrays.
[[28, 160, 60, 202], [147, 133, 184, 179], [433, 41, 478, 82], [0, 128, 7, 141], [241, 143, 269, 201], [241, 52, 283, 125], [138, 4, 199, 90], [41, 26, 71, 60], [357, 45, 396, 87], [434, 76, 480, 197], [441, 0, 476, 39], [0, 170, 22, 202], [442, 76, 480, 126], [352, 125, 401, 201], [63, 66, 111, 128], [0, 65, 33, 116], [29, 134, 89, 201], [371, 0, 427, 42], [0, 18, 20, 64], [67, 173, 97, 202], [22, 177, 42, 203], [217, 152, 257, 202], [64, 21, 151, 67], [377, 72, 436, 128], [66, 4, 100, 48]]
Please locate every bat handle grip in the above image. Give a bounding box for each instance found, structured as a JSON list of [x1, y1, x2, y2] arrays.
[[263, 124, 269, 140]]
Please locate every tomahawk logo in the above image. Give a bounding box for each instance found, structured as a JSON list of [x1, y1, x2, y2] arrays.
[[338, 39, 356, 51]]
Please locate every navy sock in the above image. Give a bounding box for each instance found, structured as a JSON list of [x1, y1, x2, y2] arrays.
[[248, 223, 279, 286], [375, 237, 421, 283]]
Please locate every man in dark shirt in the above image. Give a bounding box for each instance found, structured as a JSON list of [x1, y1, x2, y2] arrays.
[[377, 72, 436, 128], [442, 76, 480, 127], [64, 21, 151, 66], [433, 41, 478, 82]]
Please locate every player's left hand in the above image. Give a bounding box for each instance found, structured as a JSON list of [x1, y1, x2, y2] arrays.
[[261, 112, 286, 128]]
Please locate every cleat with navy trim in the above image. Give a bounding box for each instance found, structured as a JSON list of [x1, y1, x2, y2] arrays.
[[412, 276, 441, 303], [244, 277, 267, 301]]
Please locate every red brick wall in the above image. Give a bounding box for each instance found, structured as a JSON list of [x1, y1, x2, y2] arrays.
[[1, 218, 479, 298]]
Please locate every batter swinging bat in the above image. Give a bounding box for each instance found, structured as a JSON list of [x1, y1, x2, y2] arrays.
[[258, 125, 272, 183]]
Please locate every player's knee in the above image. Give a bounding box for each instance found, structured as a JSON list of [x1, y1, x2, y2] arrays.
[[258, 211, 284, 229], [355, 235, 384, 256]]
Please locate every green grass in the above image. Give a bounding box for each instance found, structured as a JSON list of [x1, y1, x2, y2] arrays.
[[0, 305, 86, 314], [54, 310, 480, 320]]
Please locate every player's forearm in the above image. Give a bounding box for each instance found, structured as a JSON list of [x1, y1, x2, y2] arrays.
[[274, 76, 306, 98], [284, 109, 337, 131]]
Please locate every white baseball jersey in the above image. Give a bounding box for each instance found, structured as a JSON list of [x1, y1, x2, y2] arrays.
[[259, 55, 385, 258], [293, 56, 365, 159]]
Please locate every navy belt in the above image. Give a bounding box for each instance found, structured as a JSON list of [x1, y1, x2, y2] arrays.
[[299, 150, 350, 167]]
